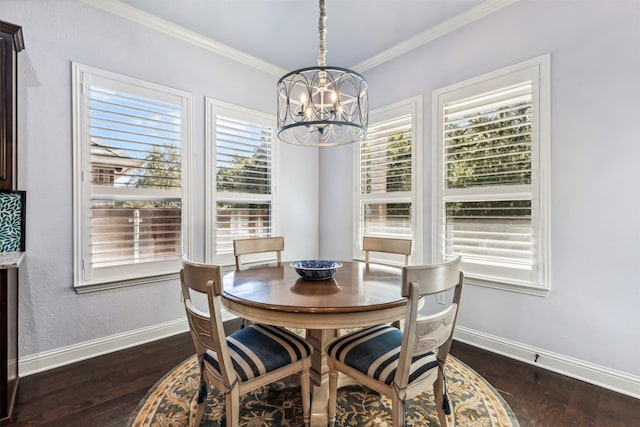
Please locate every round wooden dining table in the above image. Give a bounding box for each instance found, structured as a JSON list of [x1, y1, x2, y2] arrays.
[[221, 260, 407, 426]]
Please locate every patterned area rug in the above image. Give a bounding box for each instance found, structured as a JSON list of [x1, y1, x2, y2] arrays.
[[129, 354, 519, 426]]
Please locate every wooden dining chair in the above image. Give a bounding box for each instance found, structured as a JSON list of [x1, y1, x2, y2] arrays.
[[233, 236, 285, 327], [180, 259, 312, 427], [327, 257, 463, 427], [363, 236, 412, 266], [363, 236, 413, 329], [233, 236, 284, 271]]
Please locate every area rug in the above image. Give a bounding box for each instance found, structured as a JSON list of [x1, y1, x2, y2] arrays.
[[128, 354, 519, 427]]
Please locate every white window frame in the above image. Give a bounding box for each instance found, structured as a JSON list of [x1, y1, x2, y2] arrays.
[[433, 54, 550, 296], [205, 99, 279, 267], [353, 96, 423, 265], [72, 63, 193, 292]]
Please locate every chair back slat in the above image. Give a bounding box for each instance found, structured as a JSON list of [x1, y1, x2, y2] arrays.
[[181, 259, 223, 295], [234, 236, 284, 270], [185, 304, 217, 351], [402, 257, 461, 297], [363, 236, 412, 265], [413, 304, 458, 355]]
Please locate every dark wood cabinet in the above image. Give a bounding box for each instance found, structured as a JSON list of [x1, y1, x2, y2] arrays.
[[0, 21, 23, 191], [0, 266, 19, 422], [0, 20, 23, 422]]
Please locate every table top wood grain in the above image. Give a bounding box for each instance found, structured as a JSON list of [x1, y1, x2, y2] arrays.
[[222, 261, 405, 314]]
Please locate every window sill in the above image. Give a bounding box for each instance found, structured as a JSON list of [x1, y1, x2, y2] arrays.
[[464, 275, 549, 297], [74, 272, 179, 294]]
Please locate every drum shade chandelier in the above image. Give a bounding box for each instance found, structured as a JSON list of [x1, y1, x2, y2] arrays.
[[277, 0, 368, 146]]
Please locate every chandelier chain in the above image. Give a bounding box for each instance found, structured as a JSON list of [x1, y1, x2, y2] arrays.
[[318, 0, 327, 66]]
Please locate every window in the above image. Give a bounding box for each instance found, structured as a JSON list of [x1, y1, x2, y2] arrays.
[[354, 97, 423, 265], [434, 55, 550, 295], [205, 99, 277, 266], [73, 63, 192, 291]]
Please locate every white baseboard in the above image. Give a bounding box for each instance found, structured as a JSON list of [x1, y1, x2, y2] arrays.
[[454, 326, 640, 399], [19, 309, 238, 377]]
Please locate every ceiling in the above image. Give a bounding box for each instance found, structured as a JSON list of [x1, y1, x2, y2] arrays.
[[109, 0, 503, 73]]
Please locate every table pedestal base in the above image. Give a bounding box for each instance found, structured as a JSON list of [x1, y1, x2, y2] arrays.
[[310, 383, 329, 427], [306, 328, 336, 426], [305, 328, 337, 385]]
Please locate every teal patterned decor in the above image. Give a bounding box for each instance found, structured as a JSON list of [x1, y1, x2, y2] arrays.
[[0, 191, 25, 252]]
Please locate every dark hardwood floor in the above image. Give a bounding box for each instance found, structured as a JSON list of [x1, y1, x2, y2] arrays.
[[450, 342, 640, 426], [4, 319, 639, 426]]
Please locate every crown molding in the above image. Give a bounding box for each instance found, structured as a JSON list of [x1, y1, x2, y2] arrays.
[[81, 0, 519, 79], [81, 0, 288, 77], [351, 0, 521, 73]]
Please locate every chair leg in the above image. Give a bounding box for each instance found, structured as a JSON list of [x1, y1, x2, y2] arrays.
[[300, 367, 311, 427], [225, 389, 241, 427], [327, 359, 338, 426], [391, 394, 404, 427], [192, 400, 206, 427], [434, 368, 449, 427], [191, 377, 207, 427]]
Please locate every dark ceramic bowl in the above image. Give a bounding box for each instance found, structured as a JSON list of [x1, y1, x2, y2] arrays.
[[290, 260, 343, 280]]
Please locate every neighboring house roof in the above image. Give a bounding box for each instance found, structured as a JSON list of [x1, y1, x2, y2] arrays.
[[90, 138, 144, 174]]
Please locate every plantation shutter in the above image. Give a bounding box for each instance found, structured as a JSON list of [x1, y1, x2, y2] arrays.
[[358, 113, 414, 251], [74, 64, 192, 290], [443, 82, 532, 189], [214, 110, 274, 255], [436, 59, 549, 291], [88, 81, 182, 270]]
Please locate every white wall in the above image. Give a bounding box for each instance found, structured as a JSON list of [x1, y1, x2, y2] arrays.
[[1, 0, 319, 356], [320, 0, 640, 380]]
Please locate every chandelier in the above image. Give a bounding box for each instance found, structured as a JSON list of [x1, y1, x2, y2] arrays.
[[276, 0, 368, 147]]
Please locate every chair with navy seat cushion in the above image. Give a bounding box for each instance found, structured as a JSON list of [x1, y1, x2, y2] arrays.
[[327, 257, 463, 427], [180, 259, 311, 427]]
